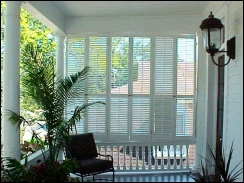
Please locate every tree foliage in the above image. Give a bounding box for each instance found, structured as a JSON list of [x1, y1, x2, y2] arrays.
[[1, 1, 56, 116]]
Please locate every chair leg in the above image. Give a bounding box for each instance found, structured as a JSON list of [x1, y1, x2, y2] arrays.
[[112, 169, 115, 182], [92, 174, 95, 181]]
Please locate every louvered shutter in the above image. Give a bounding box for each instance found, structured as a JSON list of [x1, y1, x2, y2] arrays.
[[87, 37, 107, 140], [66, 38, 85, 74], [66, 35, 196, 141], [131, 37, 151, 141], [176, 37, 195, 137], [110, 37, 129, 140], [153, 37, 174, 140], [66, 38, 86, 134]]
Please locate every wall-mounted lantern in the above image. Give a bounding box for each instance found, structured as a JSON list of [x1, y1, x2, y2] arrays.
[[200, 12, 235, 67]]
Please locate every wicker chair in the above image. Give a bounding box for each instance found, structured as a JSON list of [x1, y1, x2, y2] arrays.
[[64, 133, 114, 182]]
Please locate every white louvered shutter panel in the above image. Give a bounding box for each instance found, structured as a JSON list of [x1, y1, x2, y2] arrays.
[[87, 37, 107, 139], [110, 37, 129, 140], [153, 37, 174, 140], [131, 37, 151, 141], [66, 38, 86, 134], [176, 37, 195, 137]]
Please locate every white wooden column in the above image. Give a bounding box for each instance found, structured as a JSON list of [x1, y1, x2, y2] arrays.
[[55, 34, 66, 81], [55, 34, 66, 161], [193, 31, 206, 170], [2, 1, 21, 160]]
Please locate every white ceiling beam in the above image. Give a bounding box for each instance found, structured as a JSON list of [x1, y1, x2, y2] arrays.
[[21, 1, 65, 34]]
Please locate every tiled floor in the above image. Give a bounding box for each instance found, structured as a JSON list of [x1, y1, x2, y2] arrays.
[[82, 172, 195, 182]]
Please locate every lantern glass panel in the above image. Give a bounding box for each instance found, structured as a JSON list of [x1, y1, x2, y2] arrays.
[[210, 28, 222, 50], [203, 28, 222, 51], [202, 29, 208, 50]]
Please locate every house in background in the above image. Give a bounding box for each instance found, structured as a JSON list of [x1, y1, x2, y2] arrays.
[[2, 1, 243, 180]]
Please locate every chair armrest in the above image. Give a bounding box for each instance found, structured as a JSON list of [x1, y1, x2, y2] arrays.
[[98, 153, 113, 161]]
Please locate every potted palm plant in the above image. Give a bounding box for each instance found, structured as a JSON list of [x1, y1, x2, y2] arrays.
[[2, 43, 104, 182], [188, 141, 243, 182]]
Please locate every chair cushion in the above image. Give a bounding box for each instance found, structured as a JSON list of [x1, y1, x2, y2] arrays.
[[66, 133, 98, 160], [77, 158, 113, 175]]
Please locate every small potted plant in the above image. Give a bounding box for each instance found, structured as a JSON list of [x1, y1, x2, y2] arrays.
[[188, 141, 243, 182]]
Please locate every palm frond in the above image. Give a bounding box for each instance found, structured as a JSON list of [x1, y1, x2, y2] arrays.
[[228, 162, 243, 182], [220, 142, 243, 182], [187, 160, 211, 182], [2, 157, 32, 182], [67, 101, 105, 127], [54, 66, 90, 120], [6, 110, 28, 128]]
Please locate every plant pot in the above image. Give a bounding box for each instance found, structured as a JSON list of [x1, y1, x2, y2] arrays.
[[208, 175, 220, 182]]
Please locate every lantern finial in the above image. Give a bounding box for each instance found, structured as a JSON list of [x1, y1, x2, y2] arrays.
[[209, 12, 214, 18]]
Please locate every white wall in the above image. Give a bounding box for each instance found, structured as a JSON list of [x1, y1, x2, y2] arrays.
[[65, 15, 202, 36], [203, 1, 243, 181]]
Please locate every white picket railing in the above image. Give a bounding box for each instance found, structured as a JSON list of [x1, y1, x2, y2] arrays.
[[21, 141, 196, 173], [96, 141, 196, 172]]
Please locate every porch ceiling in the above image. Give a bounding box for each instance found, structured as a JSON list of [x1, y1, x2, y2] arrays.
[[21, 1, 211, 34], [51, 1, 211, 18]]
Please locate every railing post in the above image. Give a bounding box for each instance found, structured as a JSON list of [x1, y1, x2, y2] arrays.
[[117, 146, 120, 170], [136, 146, 139, 170], [160, 144, 164, 170], [142, 146, 145, 170], [186, 144, 190, 169], [173, 144, 177, 169], [95, 141, 195, 172], [123, 145, 126, 170]]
